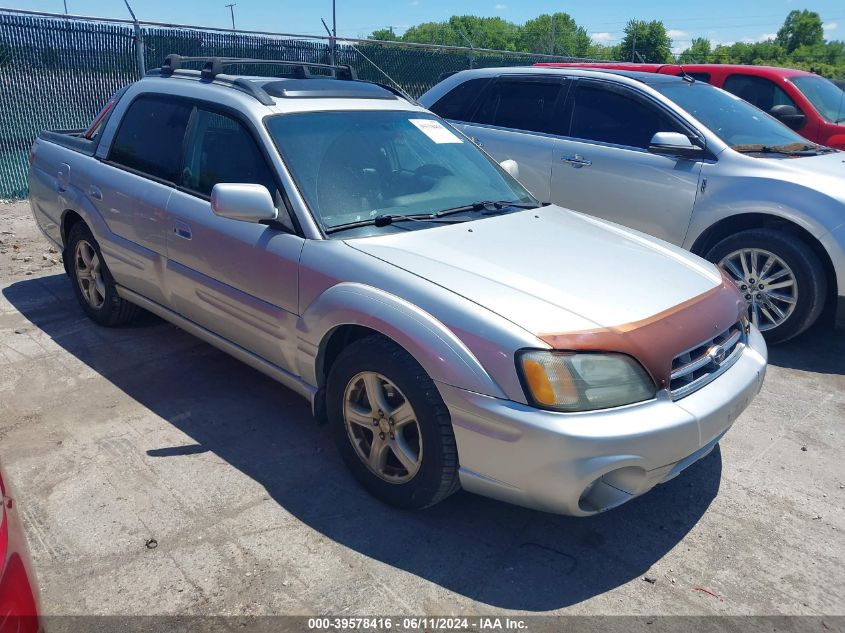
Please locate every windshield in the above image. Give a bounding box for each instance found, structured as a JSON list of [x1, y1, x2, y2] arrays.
[[791, 75, 845, 123], [265, 111, 533, 233], [652, 81, 810, 149]]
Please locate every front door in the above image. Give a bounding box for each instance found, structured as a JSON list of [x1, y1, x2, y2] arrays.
[[550, 79, 702, 245], [165, 105, 304, 374]]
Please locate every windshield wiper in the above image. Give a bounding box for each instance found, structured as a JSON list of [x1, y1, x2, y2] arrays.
[[325, 213, 466, 234], [435, 200, 541, 218]]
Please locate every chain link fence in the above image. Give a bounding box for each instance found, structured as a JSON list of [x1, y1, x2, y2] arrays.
[[0, 8, 581, 199]]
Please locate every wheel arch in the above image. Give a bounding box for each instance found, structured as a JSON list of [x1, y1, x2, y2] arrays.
[[690, 213, 838, 317], [298, 283, 507, 418]]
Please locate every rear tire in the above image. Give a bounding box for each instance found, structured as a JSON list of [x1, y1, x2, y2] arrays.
[[66, 222, 139, 326], [705, 228, 826, 343], [326, 335, 460, 509]]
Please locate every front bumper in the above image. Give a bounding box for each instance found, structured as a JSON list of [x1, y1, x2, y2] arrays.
[[439, 327, 767, 516]]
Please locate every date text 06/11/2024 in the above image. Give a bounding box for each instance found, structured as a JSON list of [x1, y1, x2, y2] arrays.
[[306, 617, 528, 630]]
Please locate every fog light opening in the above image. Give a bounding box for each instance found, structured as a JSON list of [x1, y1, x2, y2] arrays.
[[578, 478, 601, 513]]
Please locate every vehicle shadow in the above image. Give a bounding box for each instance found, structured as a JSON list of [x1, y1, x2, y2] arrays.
[[767, 322, 845, 375], [4, 274, 723, 611]]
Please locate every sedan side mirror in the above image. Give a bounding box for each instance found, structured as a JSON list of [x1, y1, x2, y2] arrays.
[[499, 159, 520, 179], [648, 132, 704, 159], [211, 183, 278, 223], [769, 104, 806, 130]]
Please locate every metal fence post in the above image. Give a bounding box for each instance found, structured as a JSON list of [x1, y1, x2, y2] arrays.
[[133, 22, 146, 78]]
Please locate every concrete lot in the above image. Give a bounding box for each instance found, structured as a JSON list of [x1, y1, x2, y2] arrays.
[[1, 200, 844, 617]]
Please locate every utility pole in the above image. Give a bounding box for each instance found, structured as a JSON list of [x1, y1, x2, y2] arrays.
[[321, 0, 338, 66], [62, 0, 68, 13], [549, 14, 555, 56], [631, 31, 637, 62], [225, 3, 236, 30], [123, 0, 145, 78]]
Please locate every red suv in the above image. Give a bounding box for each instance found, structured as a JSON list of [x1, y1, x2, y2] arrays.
[[535, 63, 845, 149]]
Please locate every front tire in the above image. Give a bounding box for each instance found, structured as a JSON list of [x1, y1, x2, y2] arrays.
[[706, 228, 826, 343], [326, 335, 460, 509], [66, 222, 139, 326]]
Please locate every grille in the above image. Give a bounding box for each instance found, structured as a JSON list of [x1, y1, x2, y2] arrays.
[[670, 322, 746, 399]]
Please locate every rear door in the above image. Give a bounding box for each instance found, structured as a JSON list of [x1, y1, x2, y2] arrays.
[[550, 79, 702, 245], [164, 103, 304, 373], [449, 75, 568, 202], [96, 94, 193, 304]]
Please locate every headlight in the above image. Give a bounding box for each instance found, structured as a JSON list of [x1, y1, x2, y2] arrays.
[[517, 350, 656, 412]]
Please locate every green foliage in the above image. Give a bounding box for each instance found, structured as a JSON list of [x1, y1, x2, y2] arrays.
[[678, 37, 711, 63], [369, 28, 398, 42], [677, 13, 845, 79], [516, 13, 592, 57], [776, 10, 824, 54], [614, 20, 673, 63], [369, 8, 845, 80]]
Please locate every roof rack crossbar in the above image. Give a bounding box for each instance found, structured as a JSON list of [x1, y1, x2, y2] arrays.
[[160, 54, 356, 81]]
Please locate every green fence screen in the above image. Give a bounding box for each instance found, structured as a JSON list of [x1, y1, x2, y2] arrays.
[[0, 10, 573, 199]]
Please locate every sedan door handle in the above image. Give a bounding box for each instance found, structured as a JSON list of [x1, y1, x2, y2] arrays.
[[561, 154, 592, 168], [174, 220, 192, 240]]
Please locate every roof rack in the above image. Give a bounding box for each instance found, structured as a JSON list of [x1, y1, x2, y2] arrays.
[[158, 54, 357, 81], [149, 54, 412, 106]]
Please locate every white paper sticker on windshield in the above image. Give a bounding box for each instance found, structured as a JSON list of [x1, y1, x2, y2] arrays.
[[409, 118, 463, 144]]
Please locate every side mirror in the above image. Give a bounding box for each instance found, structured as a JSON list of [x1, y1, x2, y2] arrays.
[[211, 183, 278, 223], [769, 104, 806, 130], [648, 132, 704, 159], [499, 159, 520, 179]]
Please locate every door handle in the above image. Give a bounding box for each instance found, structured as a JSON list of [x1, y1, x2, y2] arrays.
[[174, 220, 192, 240], [470, 136, 484, 148], [561, 154, 592, 168], [89, 185, 103, 201]]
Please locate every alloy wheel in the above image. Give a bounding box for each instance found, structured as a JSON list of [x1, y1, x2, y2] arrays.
[[74, 239, 106, 310], [719, 247, 798, 332], [342, 371, 423, 483]]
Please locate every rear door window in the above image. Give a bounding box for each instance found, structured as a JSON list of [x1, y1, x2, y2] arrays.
[[471, 78, 563, 134], [569, 82, 685, 149], [108, 95, 192, 182], [428, 78, 491, 121], [723, 74, 798, 113]]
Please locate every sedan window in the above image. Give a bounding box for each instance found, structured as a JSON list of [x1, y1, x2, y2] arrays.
[[109, 95, 192, 182], [181, 109, 277, 198], [791, 75, 845, 123], [723, 74, 798, 114], [654, 81, 810, 149], [471, 79, 563, 134], [569, 83, 684, 149]]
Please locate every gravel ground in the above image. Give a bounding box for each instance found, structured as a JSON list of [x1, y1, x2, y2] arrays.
[[0, 199, 843, 620]]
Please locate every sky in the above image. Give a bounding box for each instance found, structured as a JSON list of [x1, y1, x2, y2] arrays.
[[3, 0, 844, 53]]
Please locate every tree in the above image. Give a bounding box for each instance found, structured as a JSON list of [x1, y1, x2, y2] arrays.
[[368, 27, 398, 41], [616, 19, 673, 63], [516, 12, 592, 57], [447, 15, 518, 51], [678, 37, 711, 63], [776, 10, 824, 54]]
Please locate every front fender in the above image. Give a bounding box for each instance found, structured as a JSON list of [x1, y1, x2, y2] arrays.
[[296, 282, 507, 399], [684, 175, 842, 250]]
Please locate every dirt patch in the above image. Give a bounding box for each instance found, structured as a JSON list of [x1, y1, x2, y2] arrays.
[[0, 200, 62, 283]]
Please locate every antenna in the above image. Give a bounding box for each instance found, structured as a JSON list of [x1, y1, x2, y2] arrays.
[[225, 3, 236, 30]]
